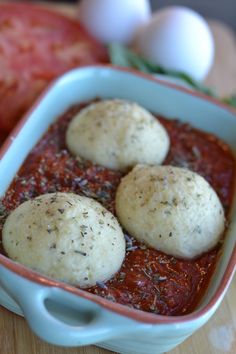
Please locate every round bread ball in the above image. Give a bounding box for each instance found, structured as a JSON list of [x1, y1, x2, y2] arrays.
[[115, 165, 225, 259], [3, 192, 125, 287], [66, 99, 169, 171]]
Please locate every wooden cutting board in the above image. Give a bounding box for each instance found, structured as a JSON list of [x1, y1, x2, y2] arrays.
[[0, 2, 236, 354]]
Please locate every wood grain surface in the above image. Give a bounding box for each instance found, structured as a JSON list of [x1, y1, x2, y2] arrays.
[[0, 2, 236, 354]]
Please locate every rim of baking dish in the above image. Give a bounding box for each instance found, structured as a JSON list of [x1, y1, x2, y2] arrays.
[[0, 64, 235, 325]]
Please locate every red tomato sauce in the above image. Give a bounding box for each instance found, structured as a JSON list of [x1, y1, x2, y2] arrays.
[[0, 102, 235, 316]]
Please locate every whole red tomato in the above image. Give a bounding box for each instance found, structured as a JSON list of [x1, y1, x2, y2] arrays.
[[0, 3, 108, 135]]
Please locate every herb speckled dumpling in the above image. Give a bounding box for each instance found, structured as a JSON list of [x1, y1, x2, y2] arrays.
[[3, 192, 125, 287], [66, 99, 169, 171], [115, 165, 225, 259]]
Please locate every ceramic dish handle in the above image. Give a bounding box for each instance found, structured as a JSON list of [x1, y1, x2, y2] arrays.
[[0, 265, 151, 346]]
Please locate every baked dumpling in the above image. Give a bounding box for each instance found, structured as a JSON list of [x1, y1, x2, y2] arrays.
[[3, 192, 125, 287], [66, 99, 169, 171], [115, 165, 225, 259]]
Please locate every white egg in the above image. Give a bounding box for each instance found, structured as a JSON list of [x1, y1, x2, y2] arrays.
[[135, 6, 214, 81], [78, 0, 151, 44]]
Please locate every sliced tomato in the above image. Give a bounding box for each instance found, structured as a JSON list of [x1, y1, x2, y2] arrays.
[[0, 3, 108, 133]]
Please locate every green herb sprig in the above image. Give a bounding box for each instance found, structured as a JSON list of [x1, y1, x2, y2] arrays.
[[108, 43, 236, 108]]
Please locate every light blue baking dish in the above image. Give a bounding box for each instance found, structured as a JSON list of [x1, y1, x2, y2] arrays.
[[0, 66, 235, 354]]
